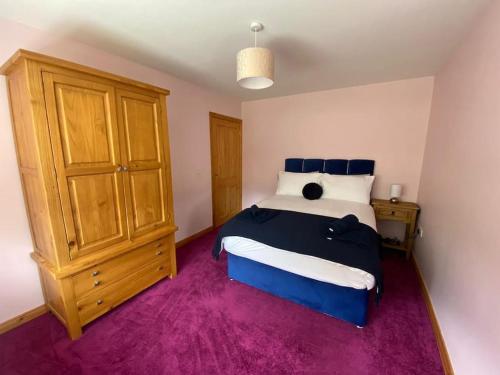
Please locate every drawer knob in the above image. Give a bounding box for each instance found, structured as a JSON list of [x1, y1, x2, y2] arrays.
[[156, 250, 162, 256], [156, 243, 163, 248], [94, 280, 101, 287], [68, 240, 76, 247], [158, 266, 164, 271], [96, 299, 103, 305], [391, 211, 395, 215], [91, 271, 100, 277]]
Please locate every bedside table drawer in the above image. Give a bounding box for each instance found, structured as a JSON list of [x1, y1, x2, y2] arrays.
[[375, 207, 409, 221]]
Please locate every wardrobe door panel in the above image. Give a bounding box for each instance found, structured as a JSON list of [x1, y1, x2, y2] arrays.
[[67, 173, 123, 250], [116, 90, 170, 238], [42, 72, 128, 259], [56, 85, 113, 167], [122, 97, 160, 165], [129, 169, 166, 233]]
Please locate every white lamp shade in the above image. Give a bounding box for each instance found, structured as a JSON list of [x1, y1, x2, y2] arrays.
[[390, 184, 403, 199], [237, 47, 274, 89]]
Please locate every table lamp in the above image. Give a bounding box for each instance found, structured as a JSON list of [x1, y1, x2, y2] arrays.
[[390, 184, 402, 204]]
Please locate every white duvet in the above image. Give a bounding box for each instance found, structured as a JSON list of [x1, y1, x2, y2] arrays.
[[221, 195, 377, 290]]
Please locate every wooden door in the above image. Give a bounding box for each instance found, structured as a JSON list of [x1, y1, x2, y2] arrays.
[[210, 112, 242, 227], [42, 72, 128, 259], [116, 89, 170, 239]]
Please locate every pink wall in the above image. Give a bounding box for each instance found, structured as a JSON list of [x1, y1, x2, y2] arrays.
[[416, 2, 500, 374], [0, 19, 240, 323], [242, 77, 434, 207]]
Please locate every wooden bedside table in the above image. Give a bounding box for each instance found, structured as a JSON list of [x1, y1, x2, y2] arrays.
[[371, 199, 420, 259]]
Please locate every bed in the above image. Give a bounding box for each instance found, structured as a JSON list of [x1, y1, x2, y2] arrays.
[[214, 158, 381, 327]]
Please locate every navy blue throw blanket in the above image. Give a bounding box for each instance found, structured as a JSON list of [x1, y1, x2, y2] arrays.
[[325, 214, 360, 238], [213, 207, 383, 299], [249, 204, 280, 223]]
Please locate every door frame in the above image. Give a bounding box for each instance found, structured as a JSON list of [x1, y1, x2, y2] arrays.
[[209, 112, 242, 227]]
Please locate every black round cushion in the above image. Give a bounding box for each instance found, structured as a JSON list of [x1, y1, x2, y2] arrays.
[[302, 182, 323, 200]]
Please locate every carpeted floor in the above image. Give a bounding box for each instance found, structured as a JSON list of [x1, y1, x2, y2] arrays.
[[0, 230, 443, 374]]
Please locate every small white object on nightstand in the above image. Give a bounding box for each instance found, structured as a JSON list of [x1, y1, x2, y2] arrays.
[[390, 184, 402, 204]]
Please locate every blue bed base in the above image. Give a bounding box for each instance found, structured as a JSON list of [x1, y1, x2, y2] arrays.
[[228, 253, 370, 327]]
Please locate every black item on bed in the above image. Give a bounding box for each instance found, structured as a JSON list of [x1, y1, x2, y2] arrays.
[[302, 182, 323, 200], [249, 205, 281, 223], [213, 208, 383, 300], [325, 214, 360, 238]]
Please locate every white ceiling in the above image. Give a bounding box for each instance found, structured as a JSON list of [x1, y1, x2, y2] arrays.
[[0, 0, 491, 100]]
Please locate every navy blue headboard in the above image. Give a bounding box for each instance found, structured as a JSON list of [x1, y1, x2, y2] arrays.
[[284, 158, 375, 175]]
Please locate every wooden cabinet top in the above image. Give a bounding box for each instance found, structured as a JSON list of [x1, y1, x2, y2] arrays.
[[0, 49, 169, 95]]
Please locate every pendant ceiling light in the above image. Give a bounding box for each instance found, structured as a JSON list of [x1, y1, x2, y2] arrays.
[[237, 22, 274, 90]]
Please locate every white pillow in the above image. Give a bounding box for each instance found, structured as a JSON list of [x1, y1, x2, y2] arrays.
[[320, 174, 375, 204], [276, 171, 321, 196]]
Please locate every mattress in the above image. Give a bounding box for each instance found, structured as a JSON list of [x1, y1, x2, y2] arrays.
[[221, 195, 377, 290]]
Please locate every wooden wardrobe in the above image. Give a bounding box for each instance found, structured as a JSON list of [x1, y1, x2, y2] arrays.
[[1, 50, 177, 339]]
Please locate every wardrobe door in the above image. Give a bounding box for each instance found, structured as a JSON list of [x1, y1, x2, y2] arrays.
[[42, 72, 129, 259], [116, 89, 170, 239]]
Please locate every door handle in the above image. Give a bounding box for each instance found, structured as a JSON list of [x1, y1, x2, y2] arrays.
[[116, 165, 123, 172], [122, 165, 128, 172]]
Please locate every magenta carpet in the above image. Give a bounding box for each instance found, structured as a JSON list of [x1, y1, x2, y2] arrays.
[[0, 231, 443, 374]]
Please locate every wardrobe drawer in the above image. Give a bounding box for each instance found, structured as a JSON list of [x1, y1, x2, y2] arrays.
[[77, 258, 169, 325], [73, 236, 171, 299]]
